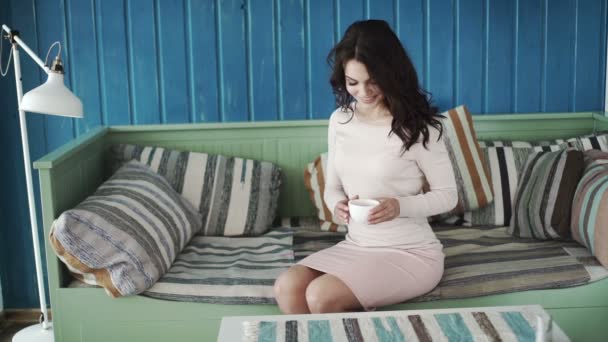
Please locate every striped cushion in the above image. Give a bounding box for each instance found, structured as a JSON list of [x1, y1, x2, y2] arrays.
[[49, 161, 203, 297], [466, 147, 533, 226], [479, 139, 571, 150], [509, 148, 585, 240], [437, 140, 572, 227], [570, 133, 608, 151], [303, 153, 347, 232], [109, 144, 282, 236], [468, 142, 571, 226], [441, 105, 493, 213], [571, 150, 608, 266]]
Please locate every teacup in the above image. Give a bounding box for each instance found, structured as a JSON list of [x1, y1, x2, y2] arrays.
[[348, 199, 380, 223]]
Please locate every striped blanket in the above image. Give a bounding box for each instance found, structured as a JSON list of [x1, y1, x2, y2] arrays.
[[94, 222, 606, 305], [142, 228, 294, 304], [294, 225, 607, 302], [241, 307, 552, 342]]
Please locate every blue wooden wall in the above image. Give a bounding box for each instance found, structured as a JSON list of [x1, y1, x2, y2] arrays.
[[0, 0, 606, 309]]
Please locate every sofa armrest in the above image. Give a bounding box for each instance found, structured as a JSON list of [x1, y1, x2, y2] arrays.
[[34, 126, 109, 289]]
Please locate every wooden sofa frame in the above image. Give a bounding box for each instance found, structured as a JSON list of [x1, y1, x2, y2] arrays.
[[34, 111, 608, 341]]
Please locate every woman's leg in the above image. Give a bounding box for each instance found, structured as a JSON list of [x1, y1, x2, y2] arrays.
[[274, 265, 324, 314], [305, 274, 363, 314]]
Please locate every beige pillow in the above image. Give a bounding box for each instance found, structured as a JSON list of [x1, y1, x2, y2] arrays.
[[303, 153, 347, 232]]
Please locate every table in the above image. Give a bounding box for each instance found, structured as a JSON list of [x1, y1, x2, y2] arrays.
[[218, 305, 569, 341]]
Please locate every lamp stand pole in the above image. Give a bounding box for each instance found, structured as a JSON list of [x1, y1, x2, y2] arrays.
[[10, 38, 54, 342]]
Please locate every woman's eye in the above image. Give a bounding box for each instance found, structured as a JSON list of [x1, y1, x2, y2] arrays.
[[347, 82, 357, 86]]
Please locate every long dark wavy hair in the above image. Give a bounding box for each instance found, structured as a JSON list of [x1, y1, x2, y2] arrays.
[[328, 19, 443, 152]]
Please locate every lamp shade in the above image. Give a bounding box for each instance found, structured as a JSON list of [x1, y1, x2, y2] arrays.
[[20, 72, 83, 118]]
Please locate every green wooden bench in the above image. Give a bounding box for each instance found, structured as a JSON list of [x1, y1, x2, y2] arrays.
[[34, 111, 608, 342]]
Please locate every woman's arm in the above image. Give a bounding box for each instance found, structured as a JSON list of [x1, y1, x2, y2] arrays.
[[397, 129, 458, 218], [323, 115, 348, 216]]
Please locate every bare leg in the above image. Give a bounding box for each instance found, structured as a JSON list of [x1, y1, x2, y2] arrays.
[[274, 265, 323, 314], [305, 274, 363, 314]]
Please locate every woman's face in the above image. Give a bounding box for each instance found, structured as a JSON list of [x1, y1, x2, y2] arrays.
[[344, 59, 384, 111]]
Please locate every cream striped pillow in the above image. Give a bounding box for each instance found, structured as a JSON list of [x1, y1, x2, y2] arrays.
[[304, 153, 347, 232], [109, 145, 282, 236]]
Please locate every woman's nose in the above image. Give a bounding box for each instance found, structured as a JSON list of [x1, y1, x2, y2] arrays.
[[359, 85, 369, 97]]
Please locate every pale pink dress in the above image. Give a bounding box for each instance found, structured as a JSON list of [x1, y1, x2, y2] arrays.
[[298, 108, 457, 310]]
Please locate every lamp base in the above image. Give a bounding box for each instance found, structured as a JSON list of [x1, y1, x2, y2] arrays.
[[12, 322, 54, 342]]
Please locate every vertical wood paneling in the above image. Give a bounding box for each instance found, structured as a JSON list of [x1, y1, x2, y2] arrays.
[[515, 0, 542, 112], [0, 1, 13, 310], [66, 0, 102, 134], [574, 0, 605, 111], [187, 0, 219, 122], [248, 0, 278, 120], [486, 0, 515, 113], [337, 0, 364, 37], [545, 0, 576, 112], [279, 0, 307, 120], [1, 0, 607, 309], [217, 0, 248, 121], [157, 0, 189, 123], [308, 0, 335, 119], [97, 0, 131, 125], [427, 0, 454, 110], [397, 0, 424, 86], [369, 0, 395, 28], [126, 0, 160, 124], [456, 0, 483, 113]]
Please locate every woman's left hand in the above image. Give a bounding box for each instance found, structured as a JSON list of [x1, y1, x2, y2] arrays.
[[368, 198, 400, 224]]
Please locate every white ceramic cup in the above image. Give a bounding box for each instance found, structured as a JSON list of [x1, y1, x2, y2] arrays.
[[348, 199, 380, 223]]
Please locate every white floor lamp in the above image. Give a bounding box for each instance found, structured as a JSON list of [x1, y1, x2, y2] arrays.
[[1, 24, 83, 342]]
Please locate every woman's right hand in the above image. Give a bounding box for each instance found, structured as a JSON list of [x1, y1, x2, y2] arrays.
[[334, 195, 358, 225]]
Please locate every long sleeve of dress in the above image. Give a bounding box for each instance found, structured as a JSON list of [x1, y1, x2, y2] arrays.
[[323, 115, 348, 216], [397, 130, 458, 218]]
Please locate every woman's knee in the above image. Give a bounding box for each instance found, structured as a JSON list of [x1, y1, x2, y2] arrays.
[[274, 266, 321, 301], [305, 280, 338, 313]]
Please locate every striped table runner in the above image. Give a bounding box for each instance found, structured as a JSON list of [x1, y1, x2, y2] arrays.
[[242, 310, 547, 342]]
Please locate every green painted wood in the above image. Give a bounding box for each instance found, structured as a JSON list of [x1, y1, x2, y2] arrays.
[[33, 112, 608, 341], [547, 307, 608, 342], [593, 112, 608, 132]]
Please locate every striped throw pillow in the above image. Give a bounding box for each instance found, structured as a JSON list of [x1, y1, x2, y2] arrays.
[[441, 105, 493, 213], [109, 144, 282, 236], [571, 150, 608, 266], [466, 146, 533, 226], [509, 148, 584, 240], [49, 161, 203, 297], [570, 133, 608, 151], [303, 153, 347, 232], [437, 140, 572, 227]]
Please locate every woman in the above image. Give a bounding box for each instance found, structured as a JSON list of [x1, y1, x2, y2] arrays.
[[274, 20, 458, 314]]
